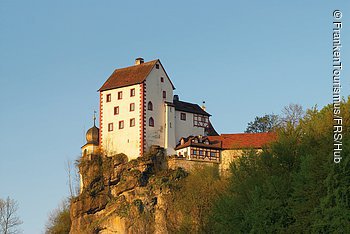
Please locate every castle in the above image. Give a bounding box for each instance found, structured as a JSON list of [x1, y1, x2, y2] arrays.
[[81, 58, 276, 173]]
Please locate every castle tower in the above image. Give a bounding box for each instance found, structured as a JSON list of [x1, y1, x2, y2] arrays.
[[80, 113, 100, 194], [81, 112, 100, 159]]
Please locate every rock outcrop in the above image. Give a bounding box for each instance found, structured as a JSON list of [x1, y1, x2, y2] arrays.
[[70, 148, 187, 233]]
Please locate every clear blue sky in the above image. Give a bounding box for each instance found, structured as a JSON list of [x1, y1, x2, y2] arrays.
[[0, 1, 349, 233]]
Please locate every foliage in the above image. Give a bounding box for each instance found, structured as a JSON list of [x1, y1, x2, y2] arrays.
[[167, 166, 227, 233], [0, 197, 22, 234], [245, 114, 279, 133], [211, 97, 350, 233], [45, 199, 71, 234]]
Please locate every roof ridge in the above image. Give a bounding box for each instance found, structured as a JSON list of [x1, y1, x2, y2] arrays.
[[113, 59, 158, 72], [98, 59, 159, 92]]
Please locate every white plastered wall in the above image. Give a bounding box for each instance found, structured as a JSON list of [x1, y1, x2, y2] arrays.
[[174, 111, 205, 145], [165, 103, 176, 155], [100, 84, 141, 160], [144, 62, 174, 152]]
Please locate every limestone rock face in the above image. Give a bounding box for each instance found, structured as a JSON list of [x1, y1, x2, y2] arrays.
[[70, 149, 187, 233]]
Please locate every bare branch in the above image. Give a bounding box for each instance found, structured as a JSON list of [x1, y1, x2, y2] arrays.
[[0, 197, 23, 234]]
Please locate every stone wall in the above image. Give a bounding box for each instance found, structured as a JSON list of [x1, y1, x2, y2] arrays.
[[168, 157, 219, 172]]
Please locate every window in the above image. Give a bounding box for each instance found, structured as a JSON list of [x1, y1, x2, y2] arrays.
[[193, 150, 197, 155], [108, 123, 113, 131], [106, 94, 111, 102], [169, 122, 172, 128], [118, 91, 123, 100], [130, 103, 135, 111], [148, 101, 153, 111], [156, 64, 159, 69], [149, 117, 154, 127], [119, 121, 124, 129], [163, 91, 166, 99], [130, 118, 135, 127], [193, 114, 209, 128], [130, 88, 135, 97], [210, 152, 216, 157], [180, 113, 186, 121], [161, 77, 164, 82], [114, 106, 119, 115]]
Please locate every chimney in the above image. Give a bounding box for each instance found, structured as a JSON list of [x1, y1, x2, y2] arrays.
[[173, 95, 179, 101], [135, 57, 144, 65]]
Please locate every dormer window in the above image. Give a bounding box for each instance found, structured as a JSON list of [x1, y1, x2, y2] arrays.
[[148, 101, 153, 111]]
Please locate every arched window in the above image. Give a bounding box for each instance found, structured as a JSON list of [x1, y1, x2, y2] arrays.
[[148, 101, 153, 111], [149, 117, 154, 127]]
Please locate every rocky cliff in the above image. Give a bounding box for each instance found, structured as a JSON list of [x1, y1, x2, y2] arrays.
[[70, 148, 187, 233]]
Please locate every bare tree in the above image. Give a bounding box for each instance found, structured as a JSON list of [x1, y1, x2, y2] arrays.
[[0, 197, 23, 234], [281, 103, 304, 128], [65, 159, 80, 199]]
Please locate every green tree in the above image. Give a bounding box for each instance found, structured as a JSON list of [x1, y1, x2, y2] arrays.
[[245, 114, 279, 133], [212, 97, 350, 233], [167, 166, 226, 233], [45, 199, 71, 234]]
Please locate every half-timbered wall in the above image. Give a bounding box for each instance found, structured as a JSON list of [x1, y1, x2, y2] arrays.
[[176, 146, 220, 163]]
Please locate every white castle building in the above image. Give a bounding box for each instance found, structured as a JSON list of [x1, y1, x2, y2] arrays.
[[82, 57, 276, 174], [82, 58, 219, 160]]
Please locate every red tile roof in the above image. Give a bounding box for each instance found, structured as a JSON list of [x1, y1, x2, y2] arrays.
[[99, 59, 175, 91], [208, 132, 277, 149]]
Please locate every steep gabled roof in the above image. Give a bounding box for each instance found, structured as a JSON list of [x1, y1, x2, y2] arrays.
[[99, 59, 175, 92], [205, 121, 219, 136], [173, 100, 211, 116], [208, 132, 277, 149], [175, 136, 222, 150]]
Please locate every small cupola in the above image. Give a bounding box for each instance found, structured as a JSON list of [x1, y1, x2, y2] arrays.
[[84, 111, 99, 146], [86, 126, 99, 145], [135, 57, 144, 65], [82, 112, 100, 159]]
